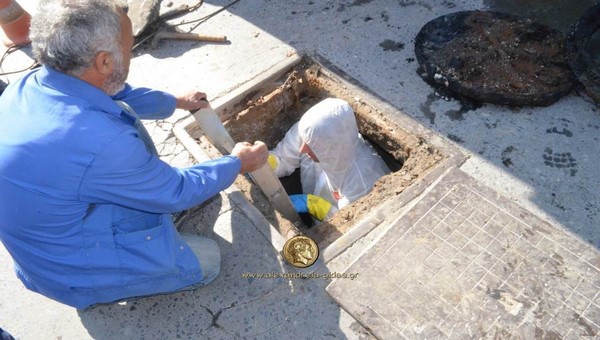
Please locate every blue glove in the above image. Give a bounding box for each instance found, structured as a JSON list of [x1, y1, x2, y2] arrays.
[[289, 194, 332, 221], [290, 194, 309, 213]]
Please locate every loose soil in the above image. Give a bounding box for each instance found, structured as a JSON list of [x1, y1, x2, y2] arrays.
[[415, 10, 576, 106]]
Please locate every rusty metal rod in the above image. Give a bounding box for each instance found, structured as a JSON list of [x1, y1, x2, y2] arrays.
[[151, 31, 227, 48]]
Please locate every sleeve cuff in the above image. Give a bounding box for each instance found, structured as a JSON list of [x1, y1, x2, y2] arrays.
[[223, 155, 242, 174]]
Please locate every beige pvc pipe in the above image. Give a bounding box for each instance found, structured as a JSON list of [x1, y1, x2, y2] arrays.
[[192, 107, 303, 227]]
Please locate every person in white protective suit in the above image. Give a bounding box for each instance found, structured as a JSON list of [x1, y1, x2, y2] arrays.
[[268, 98, 391, 222]]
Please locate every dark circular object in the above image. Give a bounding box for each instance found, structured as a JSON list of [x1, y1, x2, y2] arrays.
[[566, 3, 600, 105], [415, 10, 576, 106]]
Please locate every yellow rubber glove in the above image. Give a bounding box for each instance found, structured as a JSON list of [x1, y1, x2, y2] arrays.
[[307, 194, 332, 221], [268, 153, 278, 171]]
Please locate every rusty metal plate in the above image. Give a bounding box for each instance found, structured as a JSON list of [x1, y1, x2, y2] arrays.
[[415, 10, 576, 106], [566, 3, 600, 105]]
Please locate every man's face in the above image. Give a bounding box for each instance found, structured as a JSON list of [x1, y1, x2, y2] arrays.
[[104, 8, 133, 95]]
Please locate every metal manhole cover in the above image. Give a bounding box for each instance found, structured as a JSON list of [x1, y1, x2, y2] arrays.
[[566, 3, 600, 105], [415, 10, 576, 107]]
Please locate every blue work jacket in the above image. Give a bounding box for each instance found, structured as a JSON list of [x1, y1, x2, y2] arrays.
[[0, 66, 241, 308]]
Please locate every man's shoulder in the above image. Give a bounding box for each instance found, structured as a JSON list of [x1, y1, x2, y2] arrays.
[[1, 79, 128, 148]]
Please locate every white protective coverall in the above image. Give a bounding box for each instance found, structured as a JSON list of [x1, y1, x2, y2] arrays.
[[270, 98, 391, 216]]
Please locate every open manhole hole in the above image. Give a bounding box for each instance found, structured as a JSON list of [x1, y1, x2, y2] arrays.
[[175, 55, 464, 261]]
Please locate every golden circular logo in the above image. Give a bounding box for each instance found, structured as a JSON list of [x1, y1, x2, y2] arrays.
[[283, 235, 319, 268]]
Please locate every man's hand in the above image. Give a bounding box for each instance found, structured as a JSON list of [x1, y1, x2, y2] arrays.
[[231, 141, 268, 174], [175, 89, 211, 111]]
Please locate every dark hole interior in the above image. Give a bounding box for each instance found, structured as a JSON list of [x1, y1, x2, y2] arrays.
[[277, 168, 315, 227]]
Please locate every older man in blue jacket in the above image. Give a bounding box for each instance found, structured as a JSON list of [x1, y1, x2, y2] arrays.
[[0, 0, 268, 309]]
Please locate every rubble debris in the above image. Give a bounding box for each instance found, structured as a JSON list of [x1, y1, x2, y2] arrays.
[[415, 11, 576, 107]]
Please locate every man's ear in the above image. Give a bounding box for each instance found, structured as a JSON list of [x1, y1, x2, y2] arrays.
[[93, 51, 114, 76]]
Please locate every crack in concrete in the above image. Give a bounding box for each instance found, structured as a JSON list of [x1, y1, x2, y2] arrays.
[[252, 324, 281, 337], [199, 301, 236, 330], [197, 284, 291, 335]]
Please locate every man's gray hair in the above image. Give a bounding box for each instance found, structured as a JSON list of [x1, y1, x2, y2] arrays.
[[30, 0, 126, 77]]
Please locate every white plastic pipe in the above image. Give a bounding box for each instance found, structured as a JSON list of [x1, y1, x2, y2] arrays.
[[193, 107, 303, 227]]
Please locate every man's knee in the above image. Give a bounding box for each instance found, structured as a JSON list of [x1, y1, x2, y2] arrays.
[[179, 233, 221, 285]]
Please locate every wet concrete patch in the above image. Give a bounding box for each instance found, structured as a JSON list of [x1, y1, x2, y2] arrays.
[[352, 0, 375, 6], [379, 39, 405, 52], [501, 146, 515, 167], [419, 92, 482, 125], [546, 127, 573, 137], [447, 134, 464, 144], [442, 0, 457, 9], [542, 148, 577, 176], [399, 0, 432, 11], [381, 11, 389, 22]]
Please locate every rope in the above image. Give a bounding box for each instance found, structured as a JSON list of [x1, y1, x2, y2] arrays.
[[178, 0, 241, 33], [0, 44, 39, 84]]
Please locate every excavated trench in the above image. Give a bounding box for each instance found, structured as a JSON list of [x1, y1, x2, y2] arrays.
[[187, 58, 445, 249]]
